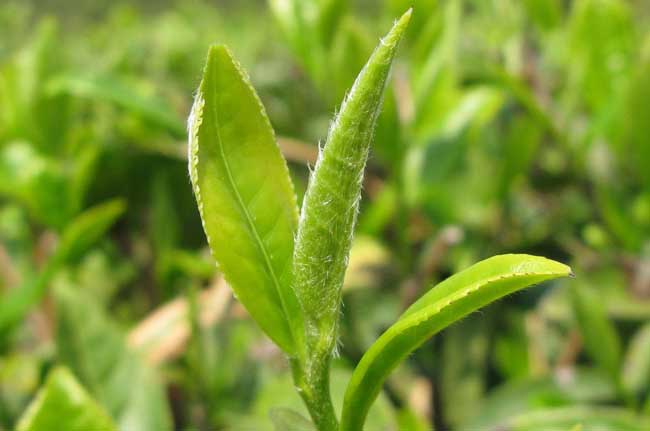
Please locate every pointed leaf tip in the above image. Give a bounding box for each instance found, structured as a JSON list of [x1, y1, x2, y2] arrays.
[[383, 8, 412, 46], [402, 7, 413, 22], [207, 44, 230, 60]]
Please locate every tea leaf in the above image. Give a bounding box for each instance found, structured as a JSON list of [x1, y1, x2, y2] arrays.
[[56, 284, 173, 431], [270, 408, 316, 431], [16, 367, 116, 431], [622, 323, 650, 396], [570, 282, 622, 383], [341, 254, 571, 431], [54, 199, 126, 263], [188, 45, 301, 354], [500, 406, 649, 431], [441, 315, 490, 427], [317, 0, 348, 48], [47, 74, 185, 138], [0, 199, 125, 333], [460, 369, 617, 431], [268, 0, 325, 87], [292, 8, 411, 355]]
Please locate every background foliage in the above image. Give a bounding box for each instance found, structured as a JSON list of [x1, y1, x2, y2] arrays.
[[0, 0, 649, 429]]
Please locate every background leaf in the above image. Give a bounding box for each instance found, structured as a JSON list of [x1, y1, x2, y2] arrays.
[[270, 408, 316, 431], [570, 282, 622, 384], [16, 367, 116, 431], [0, 199, 125, 333], [55, 284, 173, 431], [622, 323, 650, 398]]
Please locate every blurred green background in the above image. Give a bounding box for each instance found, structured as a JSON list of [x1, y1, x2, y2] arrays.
[[1, 0, 649, 430]]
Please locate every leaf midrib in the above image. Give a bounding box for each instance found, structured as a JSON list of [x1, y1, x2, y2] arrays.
[[206, 75, 294, 349]]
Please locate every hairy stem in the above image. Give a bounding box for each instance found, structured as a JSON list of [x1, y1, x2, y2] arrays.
[[291, 353, 338, 431]]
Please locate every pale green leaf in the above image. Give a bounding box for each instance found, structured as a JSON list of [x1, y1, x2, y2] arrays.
[[270, 408, 316, 431], [317, 0, 348, 48], [188, 45, 301, 354], [16, 367, 116, 431], [460, 368, 617, 430], [0, 199, 125, 333], [501, 406, 649, 431], [292, 9, 411, 354], [341, 254, 571, 431], [440, 315, 490, 427], [47, 74, 185, 138], [55, 284, 173, 431], [622, 322, 650, 396], [268, 0, 325, 87], [570, 282, 622, 383]]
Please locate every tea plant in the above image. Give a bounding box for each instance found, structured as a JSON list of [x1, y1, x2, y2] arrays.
[[187, 10, 570, 430], [5, 1, 650, 430]]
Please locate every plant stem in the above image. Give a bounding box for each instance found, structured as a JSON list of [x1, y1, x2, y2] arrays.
[[291, 354, 339, 431]]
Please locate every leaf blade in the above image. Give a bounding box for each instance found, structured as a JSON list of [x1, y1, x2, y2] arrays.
[[270, 408, 317, 431], [622, 322, 650, 396], [0, 199, 125, 333], [16, 367, 117, 431], [188, 45, 301, 354], [55, 284, 173, 431], [340, 254, 571, 431], [292, 9, 411, 353], [570, 282, 622, 384]]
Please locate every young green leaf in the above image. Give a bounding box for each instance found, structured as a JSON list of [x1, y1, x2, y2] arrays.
[[188, 45, 302, 354], [270, 408, 316, 431], [317, 0, 348, 48], [47, 74, 186, 138], [55, 284, 173, 431], [292, 8, 411, 355], [267, 0, 348, 91], [441, 315, 490, 427], [497, 406, 649, 431], [461, 368, 618, 430], [622, 323, 650, 397], [570, 282, 622, 384], [288, 13, 410, 429], [0, 199, 125, 333], [16, 367, 116, 431], [340, 254, 571, 431], [268, 0, 326, 88]]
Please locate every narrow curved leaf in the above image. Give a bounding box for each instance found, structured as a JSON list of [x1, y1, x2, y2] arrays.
[[340, 254, 571, 431], [317, 0, 348, 48], [622, 322, 650, 396], [188, 45, 301, 354], [47, 74, 185, 138], [570, 282, 622, 383], [292, 9, 411, 352], [16, 367, 116, 431], [460, 368, 617, 431], [54, 199, 126, 263], [268, 0, 325, 87], [0, 199, 125, 333]]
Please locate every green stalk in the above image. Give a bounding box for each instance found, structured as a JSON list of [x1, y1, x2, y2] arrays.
[[291, 355, 338, 431]]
